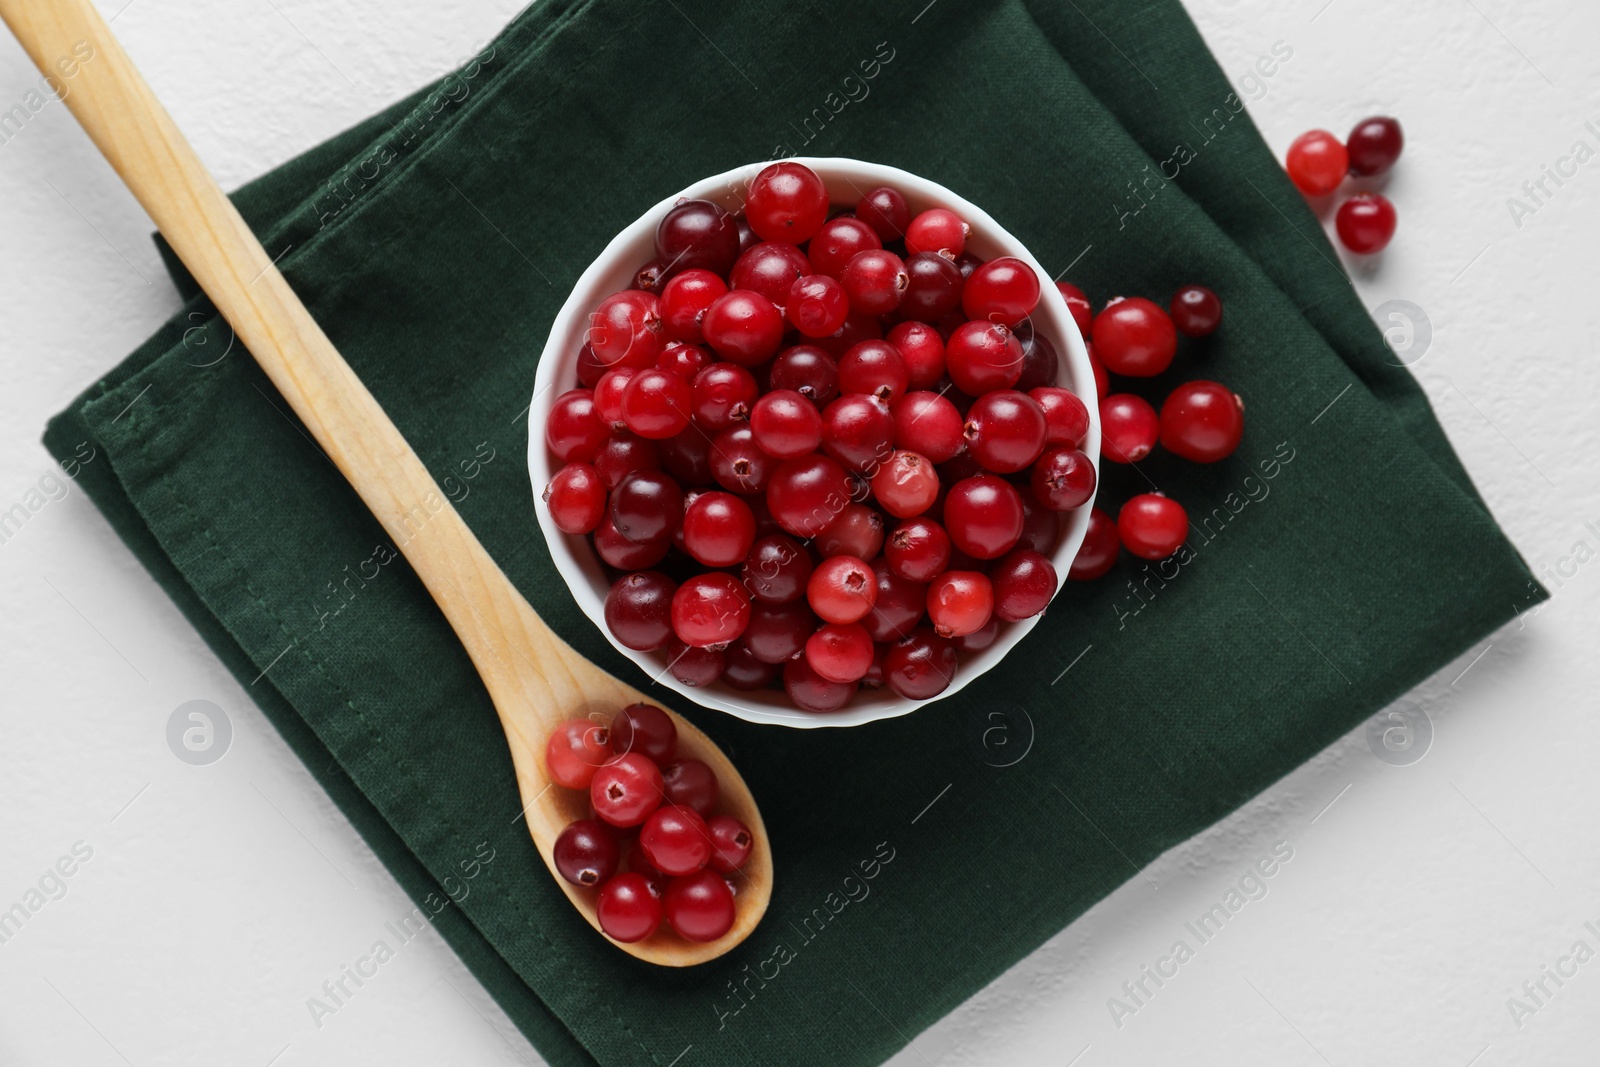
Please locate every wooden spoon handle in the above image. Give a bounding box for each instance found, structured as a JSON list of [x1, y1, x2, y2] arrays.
[[0, 0, 587, 705]]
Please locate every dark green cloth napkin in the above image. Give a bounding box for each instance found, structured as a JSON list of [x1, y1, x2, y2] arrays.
[[46, 1, 1541, 1063]]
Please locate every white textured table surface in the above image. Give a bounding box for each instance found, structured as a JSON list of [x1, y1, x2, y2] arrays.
[[2, 2, 1596, 1065]]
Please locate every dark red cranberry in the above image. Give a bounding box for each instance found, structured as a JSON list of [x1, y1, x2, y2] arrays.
[[820, 394, 894, 473], [964, 390, 1048, 473], [730, 241, 811, 307], [610, 702, 677, 764], [945, 321, 1024, 395], [840, 249, 908, 316], [768, 345, 839, 404], [709, 424, 777, 495], [807, 216, 882, 278], [605, 572, 677, 650], [742, 533, 814, 605], [609, 470, 683, 544], [691, 362, 759, 431], [943, 475, 1024, 559], [1100, 393, 1159, 464], [1031, 446, 1095, 511], [641, 804, 711, 876], [1030, 386, 1090, 448], [666, 640, 724, 687], [707, 816, 754, 873], [805, 622, 875, 683], [814, 312, 883, 358], [838, 340, 909, 403], [744, 600, 816, 664], [862, 559, 925, 642], [1170, 285, 1222, 338], [962, 257, 1040, 327], [1346, 116, 1403, 177], [749, 389, 823, 459], [783, 655, 857, 712], [955, 617, 999, 653], [634, 259, 669, 294], [1117, 494, 1188, 560], [1014, 326, 1060, 392], [990, 548, 1057, 621], [890, 391, 963, 463], [664, 868, 737, 941], [855, 186, 910, 242], [882, 627, 957, 699], [597, 872, 662, 942], [576, 342, 607, 388], [546, 388, 609, 463], [593, 514, 670, 569], [745, 162, 830, 244], [1018, 495, 1060, 554], [1335, 193, 1397, 254], [886, 321, 945, 389], [1159, 380, 1244, 462], [886, 517, 952, 581], [545, 462, 607, 534], [786, 274, 850, 338], [1069, 506, 1119, 580], [900, 252, 966, 321], [660, 269, 729, 344], [658, 427, 713, 486], [588, 291, 665, 369], [554, 819, 619, 887], [656, 199, 740, 276], [767, 454, 852, 538], [721, 640, 779, 689], [815, 503, 885, 560]]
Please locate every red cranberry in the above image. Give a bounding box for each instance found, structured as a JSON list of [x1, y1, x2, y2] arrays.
[[820, 394, 894, 473], [709, 424, 777, 495], [901, 252, 966, 321], [665, 868, 737, 941], [1014, 326, 1060, 392], [660, 269, 728, 344], [768, 345, 839, 404], [657, 343, 710, 380], [1069, 506, 1120, 580], [814, 312, 883, 358], [856, 186, 910, 241], [621, 368, 692, 439], [871, 450, 940, 518], [691, 362, 759, 431], [806, 622, 875, 683], [863, 559, 926, 642], [955, 617, 999, 653], [886, 321, 946, 389], [730, 241, 810, 307], [963, 257, 1040, 327], [964, 390, 1047, 473], [702, 290, 784, 366], [589, 290, 665, 368], [666, 640, 724, 687], [545, 462, 607, 534], [746, 162, 829, 244], [1018, 495, 1060, 554], [744, 600, 816, 664], [943, 475, 1024, 559], [593, 367, 637, 429], [1170, 285, 1222, 338], [838, 340, 909, 404], [1100, 393, 1159, 464], [990, 548, 1057, 621], [807, 555, 877, 624], [640, 805, 711, 876], [576, 342, 606, 388], [927, 570, 993, 638], [597, 872, 662, 942], [661, 758, 719, 814], [1159, 380, 1244, 462], [886, 517, 952, 581], [633, 259, 668, 295], [658, 428, 713, 487], [1335, 193, 1397, 254], [945, 321, 1024, 395], [722, 641, 779, 690], [783, 655, 857, 712], [604, 572, 677, 651], [1029, 386, 1090, 448], [905, 208, 969, 256], [891, 391, 963, 463], [882, 627, 957, 699], [707, 816, 754, 873], [767, 453, 852, 537], [656, 199, 740, 276], [815, 503, 885, 560], [680, 491, 757, 566], [671, 573, 751, 647], [546, 389, 608, 463], [1055, 281, 1093, 339], [554, 819, 619, 887], [840, 249, 909, 316], [1031, 446, 1096, 511], [593, 514, 670, 569], [1118, 494, 1188, 560], [609, 470, 683, 544], [808, 216, 882, 278], [590, 752, 665, 828], [750, 389, 823, 459], [1093, 298, 1177, 377], [1285, 129, 1348, 196], [1346, 116, 1403, 177], [787, 274, 850, 338], [742, 533, 813, 605], [545, 717, 613, 789]]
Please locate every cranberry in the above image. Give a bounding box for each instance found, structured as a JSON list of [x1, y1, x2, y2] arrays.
[[1093, 298, 1177, 377], [1335, 193, 1397, 254], [1029, 386, 1090, 448], [593, 514, 670, 569], [722, 641, 779, 690], [769, 345, 839, 404], [964, 390, 1047, 473], [820, 394, 894, 472], [640, 805, 711, 876], [665, 868, 737, 941], [659, 428, 713, 486], [927, 570, 993, 638], [1100, 393, 1160, 464], [767, 453, 852, 537], [1159, 380, 1244, 462], [905, 208, 969, 257], [840, 249, 909, 316], [890, 391, 964, 464], [1285, 129, 1348, 196], [597, 872, 662, 942], [1069, 506, 1119, 580], [783, 655, 857, 712], [657, 343, 710, 380], [604, 572, 677, 651], [863, 559, 926, 642], [590, 752, 665, 828], [742, 533, 813, 605], [991, 548, 1057, 621], [661, 758, 719, 814], [545, 717, 613, 789], [1346, 116, 1403, 177], [1118, 493, 1188, 560], [807, 555, 877, 624], [671, 573, 751, 647], [593, 367, 637, 429], [691, 363, 759, 431], [621, 368, 692, 439], [546, 389, 608, 463], [633, 260, 668, 294], [945, 321, 1024, 395], [1014, 325, 1060, 392], [750, 389, 823, 459], [887, 321, 946, 389], [589, 290, 665, 369], [744, 600, 816, 664], [838, 341, 909, 404], [864, 450, 935, 518], [856, 186, 910, 241], [709, 424, 776, 495], [680, 491, 757, 566], [882, 627, 957, 699], [554, 819, 619, 887], [746, 162, 829, 244], [963, 257, 1040, 327], [787, 274, 850, 338], [808, 216, 882, 278], [729, 241, 809, 307], [943, 475, 1024, 559], [707, 816, 754, 873], [814, 312, 884, 358], [1055, 281, 1093, 339], [666, 640, 724, 687], [805, 622, 875, 683], [576, 342, 606, 388], [609, 470, 683, 544], [816, 503, 885, 560], [545, 462, 607, 535], [1031, 446, 1095, 511], [1170, 285, 1222, 338], [656, 199, 740, 276], [955, 617, 999, 653], [660, 269, 728, 344], [702, 290, 784, 366], [1018, 495, 1060, 553], [886, 517, 952, 581], [901, 252, 966, 321]]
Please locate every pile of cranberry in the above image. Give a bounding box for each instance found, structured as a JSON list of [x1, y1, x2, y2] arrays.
[[543, 161, 1097, 712], [1053, 281, 1245, 580], [1284, 115, 1405, 254], [546, 703, 754, 944]]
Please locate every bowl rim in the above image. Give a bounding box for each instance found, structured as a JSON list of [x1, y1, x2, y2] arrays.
[[528, 156, 1100, 728]]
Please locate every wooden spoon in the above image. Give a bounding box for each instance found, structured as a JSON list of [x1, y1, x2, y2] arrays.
[[1, 0, 771, 966]]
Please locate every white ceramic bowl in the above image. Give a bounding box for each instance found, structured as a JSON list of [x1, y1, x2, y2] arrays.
[[529, 157, 1099, 728]]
